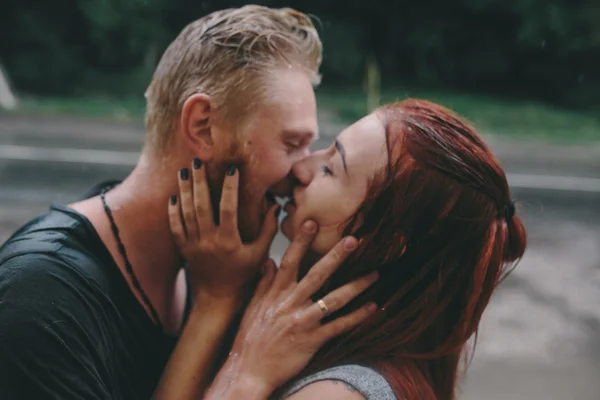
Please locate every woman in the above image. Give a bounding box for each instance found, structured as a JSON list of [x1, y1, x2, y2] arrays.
[[159, 98, 526, 400]]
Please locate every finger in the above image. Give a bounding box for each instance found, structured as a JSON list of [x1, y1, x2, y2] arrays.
[[272, 220, 318, 291], [255, 259, 277, 300], [318, 302, 377, 342], [303, 271, 378, 324], [292, 236, 358, 302], [192, 157, 216, 235], [178, 167, 198, 240], [168, 195, 186, 248], [246, 204, 280, 265], [219, 164, 240, 241]]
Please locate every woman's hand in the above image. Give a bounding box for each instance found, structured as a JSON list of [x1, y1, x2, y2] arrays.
[[168, 160, 279, 303], [155, 160, 279, 400], [205, 221, 379, 399]]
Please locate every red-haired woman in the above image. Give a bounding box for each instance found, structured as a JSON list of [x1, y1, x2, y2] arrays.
[[158, 99, 527, 400]]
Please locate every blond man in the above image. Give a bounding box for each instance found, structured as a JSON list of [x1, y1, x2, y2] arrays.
[[0, 6, 325, 399]]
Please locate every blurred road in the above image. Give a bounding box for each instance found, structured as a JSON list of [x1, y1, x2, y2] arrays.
[[1, 116, 599, 399]]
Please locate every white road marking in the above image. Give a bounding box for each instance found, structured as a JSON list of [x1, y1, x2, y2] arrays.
[[0, 145, 138, 165], [507, 173, 600, 193], [0, 145, 599, 192]]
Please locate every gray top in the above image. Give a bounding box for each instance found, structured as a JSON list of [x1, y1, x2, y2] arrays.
[[281, 364, 397, 399]]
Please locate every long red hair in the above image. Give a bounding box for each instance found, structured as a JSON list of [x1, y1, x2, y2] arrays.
[[301, 99, 527, 400]]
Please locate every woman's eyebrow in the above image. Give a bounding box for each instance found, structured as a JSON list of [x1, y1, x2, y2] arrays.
[[335, 139, 348, 173]]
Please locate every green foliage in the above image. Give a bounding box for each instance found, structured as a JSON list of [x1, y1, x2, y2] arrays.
[[316, 87, 600, 142], [0, 0, 598, 108], [4, 89, 598, 143]]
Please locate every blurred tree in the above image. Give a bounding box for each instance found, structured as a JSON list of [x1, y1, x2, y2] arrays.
[[365, 56, 381, 112], [0, 0, 597, 107]]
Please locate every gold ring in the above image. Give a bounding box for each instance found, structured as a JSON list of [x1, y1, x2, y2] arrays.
[[317, 299, 329, 316]]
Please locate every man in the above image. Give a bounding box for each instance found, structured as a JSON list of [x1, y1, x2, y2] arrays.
[[0, 5, 321, 399]]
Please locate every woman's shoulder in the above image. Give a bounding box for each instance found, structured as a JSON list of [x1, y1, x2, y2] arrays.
[[281, 364, 397, 400]]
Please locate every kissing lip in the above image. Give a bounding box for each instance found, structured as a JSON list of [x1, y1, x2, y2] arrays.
[[283, 201, 296, 213], [283, 192, 297, 211], [283, 192, 298, 212], [265, 191, 276, 206]]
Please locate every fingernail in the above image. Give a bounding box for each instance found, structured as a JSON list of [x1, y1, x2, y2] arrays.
[[226, 164, 237, 176], [344, 237, 357, 251], [170, 194, 177, 205], [366, 302, 378, 313], [302, 220, 317, 234], [275, 206, 282, 218], [193, 157, 202, 169], [180, 168, 189, 180]]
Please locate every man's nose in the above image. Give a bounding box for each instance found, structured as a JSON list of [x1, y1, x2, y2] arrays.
[[292, 149, 327, 186]]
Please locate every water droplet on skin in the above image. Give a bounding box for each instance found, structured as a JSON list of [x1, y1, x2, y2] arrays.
[[266, 307, 276, 319]]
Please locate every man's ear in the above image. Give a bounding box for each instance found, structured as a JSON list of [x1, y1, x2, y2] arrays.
[[180, 93, 214, 161]]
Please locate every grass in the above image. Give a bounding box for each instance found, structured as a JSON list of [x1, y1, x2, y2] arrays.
[[317, 88, 600, 143], [0, 96, 147, 122], [2, 88, 599, 143]]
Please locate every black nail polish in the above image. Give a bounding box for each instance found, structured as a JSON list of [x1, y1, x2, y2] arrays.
[[180, 168, 189, 180], [275, 206, 282, 218], [226, 164, 237, 176], [193, 157, 202, 169], [170, 195, 177, 205]]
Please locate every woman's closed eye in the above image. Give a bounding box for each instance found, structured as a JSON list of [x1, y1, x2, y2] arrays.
[[321, 165, 333, 176]]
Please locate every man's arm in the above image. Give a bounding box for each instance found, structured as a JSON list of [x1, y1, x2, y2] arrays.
[[0, 255, 112, 399]]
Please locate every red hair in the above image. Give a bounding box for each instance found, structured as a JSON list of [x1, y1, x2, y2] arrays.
[[301, 99, 527, 399]]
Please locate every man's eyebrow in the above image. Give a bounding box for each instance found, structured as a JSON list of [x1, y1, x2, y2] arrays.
[[335, 139, 347, 173], [282, 129, 319, 141]]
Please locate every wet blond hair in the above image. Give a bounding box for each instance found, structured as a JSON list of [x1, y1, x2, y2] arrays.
[[144, 5, 322, 154]]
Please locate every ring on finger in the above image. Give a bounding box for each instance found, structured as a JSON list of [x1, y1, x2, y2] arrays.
[[317, 299, 330, 316]]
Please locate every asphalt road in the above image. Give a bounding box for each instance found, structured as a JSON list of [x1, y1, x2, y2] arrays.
[[1, 116, 599, 399]]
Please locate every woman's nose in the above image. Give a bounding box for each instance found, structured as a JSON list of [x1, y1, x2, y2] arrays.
[[292, 149, 328, 186]]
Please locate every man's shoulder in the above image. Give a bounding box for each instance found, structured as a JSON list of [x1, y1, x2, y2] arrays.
[[0, 242, 118, 350], [0, 205, 115, 306], [2, 202, 105, 263], [1, 204, 86, 256], [0, 251, 106, 315]]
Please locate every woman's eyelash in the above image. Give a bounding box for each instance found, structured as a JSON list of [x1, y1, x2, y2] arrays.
[[321, 165, 333, 175]]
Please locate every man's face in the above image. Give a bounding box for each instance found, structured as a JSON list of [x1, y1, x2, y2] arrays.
[[209, 67, 318, 242]]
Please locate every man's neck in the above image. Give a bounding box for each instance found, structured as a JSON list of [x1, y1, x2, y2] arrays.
[[73, 153, 188, 334], [108, 161, 181, 286]]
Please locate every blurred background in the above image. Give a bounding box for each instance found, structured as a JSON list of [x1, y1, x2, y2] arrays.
[[0, 1, 599, 399]]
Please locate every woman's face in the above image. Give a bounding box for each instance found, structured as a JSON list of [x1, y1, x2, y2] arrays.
[[281, 112, 388, 254]]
